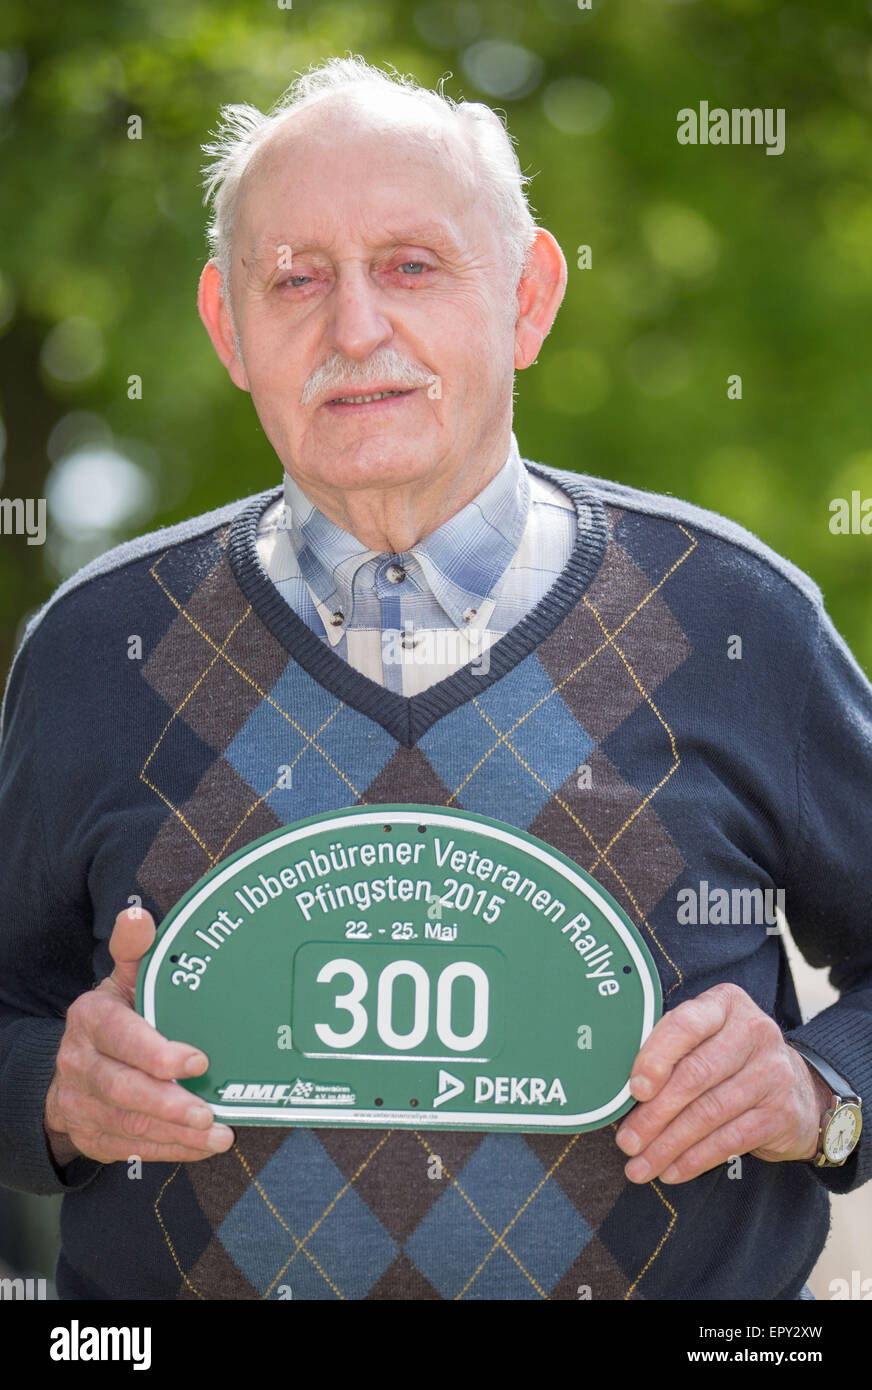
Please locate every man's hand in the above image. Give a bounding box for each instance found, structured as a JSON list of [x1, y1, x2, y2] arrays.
[[615, 982, 832, 1184], [44, 908, 235, 1167]]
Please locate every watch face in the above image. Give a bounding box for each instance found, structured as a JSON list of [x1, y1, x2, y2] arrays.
[[823, 1105, 862, 1163]]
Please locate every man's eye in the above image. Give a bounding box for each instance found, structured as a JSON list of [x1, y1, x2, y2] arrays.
[[280, 276, 312, 288], [398, 261, 426, 274]]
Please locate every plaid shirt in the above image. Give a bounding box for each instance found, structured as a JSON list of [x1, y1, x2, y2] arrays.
[[255, 434, 578, 695]]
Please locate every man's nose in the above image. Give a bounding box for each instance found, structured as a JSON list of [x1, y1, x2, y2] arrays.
[[326, 264, 393, 360]]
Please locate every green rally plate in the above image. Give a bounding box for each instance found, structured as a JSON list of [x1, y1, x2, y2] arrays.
[[136, 805, 662, 1132]]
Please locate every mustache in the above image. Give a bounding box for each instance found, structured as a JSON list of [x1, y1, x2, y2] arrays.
[[300, 348, 435, 405]]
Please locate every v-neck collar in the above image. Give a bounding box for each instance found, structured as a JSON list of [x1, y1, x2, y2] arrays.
[[227, 462, 609, 746]]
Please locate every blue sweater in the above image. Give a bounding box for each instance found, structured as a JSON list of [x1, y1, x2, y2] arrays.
[[1, 459, 870, 1300]]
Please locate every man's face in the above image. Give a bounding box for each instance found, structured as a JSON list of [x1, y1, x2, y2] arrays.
[[224, 96, 521, 505]]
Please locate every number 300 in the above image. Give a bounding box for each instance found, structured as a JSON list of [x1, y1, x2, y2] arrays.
[[313, 958, 489, 1053]]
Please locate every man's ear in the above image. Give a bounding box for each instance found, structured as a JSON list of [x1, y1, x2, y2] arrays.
[[514, 229, 568, 369], [197, 261, 250, 391]]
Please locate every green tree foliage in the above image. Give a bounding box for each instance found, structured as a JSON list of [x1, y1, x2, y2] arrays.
[[0, 0, 870, 680]]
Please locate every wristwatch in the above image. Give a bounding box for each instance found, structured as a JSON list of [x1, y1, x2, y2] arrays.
[[787, 1040, 863, 1167]]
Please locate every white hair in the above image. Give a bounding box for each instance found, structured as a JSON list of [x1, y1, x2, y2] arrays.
[[200, 54, 539, 317]]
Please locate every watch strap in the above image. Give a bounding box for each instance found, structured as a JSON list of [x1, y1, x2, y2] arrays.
[[786, 1039, 860, 1105]]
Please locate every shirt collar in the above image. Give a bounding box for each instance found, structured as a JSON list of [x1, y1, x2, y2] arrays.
[[279, 433, 529, 638]]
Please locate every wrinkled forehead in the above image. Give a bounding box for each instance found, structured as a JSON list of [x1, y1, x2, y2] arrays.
[[233, 91, 487, 261]]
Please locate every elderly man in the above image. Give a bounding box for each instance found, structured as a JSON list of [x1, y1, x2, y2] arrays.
[[0, 56, 869, 1302]]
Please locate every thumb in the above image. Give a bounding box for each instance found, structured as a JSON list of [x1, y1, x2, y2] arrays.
[[108, 907, 156, 1001]]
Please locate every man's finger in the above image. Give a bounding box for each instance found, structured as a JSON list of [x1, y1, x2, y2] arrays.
[[108, 908, 157, 1000], [620, 1062, 773, 1181], [617, 1027, 756, 1154], [83, 1049, 219, 1130], [628, 985, 734, 1100], [85, 993, 207, 1080], [77, 1128, 234, 1166], [68, 1090, 234, 1157], [647, 1107, 783, 1185]]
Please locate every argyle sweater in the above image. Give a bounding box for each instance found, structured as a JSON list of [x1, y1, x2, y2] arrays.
[[1, 458, 871, 1301]]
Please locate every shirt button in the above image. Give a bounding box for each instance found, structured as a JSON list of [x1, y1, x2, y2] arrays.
[[330, 610, 344, 627], [386, 563, 406, 584], [462, 606, 478, 624]]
